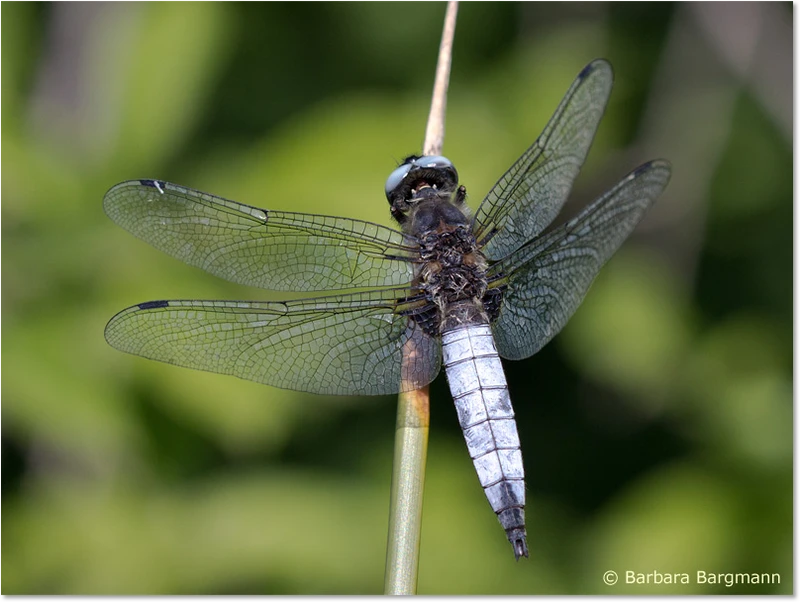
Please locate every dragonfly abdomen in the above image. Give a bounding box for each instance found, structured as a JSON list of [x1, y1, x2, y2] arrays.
[[441, 320, 528, 560]]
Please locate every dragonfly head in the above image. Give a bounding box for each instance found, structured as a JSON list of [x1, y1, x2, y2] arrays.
[[385, 155, 459, 224]]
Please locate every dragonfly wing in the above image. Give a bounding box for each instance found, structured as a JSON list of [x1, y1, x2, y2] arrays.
[[105, 288, 440, 396], [103, 180, 417, 292], [472, 60, 614, 260], [488, 160, 671, 360]]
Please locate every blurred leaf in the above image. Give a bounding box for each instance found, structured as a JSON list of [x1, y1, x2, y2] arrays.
[[4, 310, 143, 464], [559, 248, 693, 409], [680, 314, 792, 470], [582, 464, 741, 594], [4, 472, 389, 594], [102, 3, 233, 173]]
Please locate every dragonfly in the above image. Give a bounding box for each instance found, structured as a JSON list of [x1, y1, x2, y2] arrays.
[[104, 59, 671, 560]]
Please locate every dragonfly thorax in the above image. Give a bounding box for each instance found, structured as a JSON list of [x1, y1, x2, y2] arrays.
[[407, 205, 492, 336]]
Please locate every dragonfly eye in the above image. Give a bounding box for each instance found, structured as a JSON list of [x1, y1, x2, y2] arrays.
[[385, 163, 414, 201], [412, 155, 455, 172], [385, 155, 459, 203]]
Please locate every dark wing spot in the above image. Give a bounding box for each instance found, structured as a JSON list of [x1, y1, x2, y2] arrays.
[[138, 300, 170, 310], [578, 61, 597, 80], [139, 179, 166, 194], [632, 160, 665, 177], [579, 58, 611, 81]]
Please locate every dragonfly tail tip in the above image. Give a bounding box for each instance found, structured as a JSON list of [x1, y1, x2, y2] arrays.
[[512, 535, 529, 560]]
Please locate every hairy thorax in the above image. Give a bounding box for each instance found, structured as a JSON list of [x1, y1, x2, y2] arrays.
[[407, 199, 491, 334]]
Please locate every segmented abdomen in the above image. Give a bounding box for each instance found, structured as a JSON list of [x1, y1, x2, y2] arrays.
[[441, 321, 528, 559]]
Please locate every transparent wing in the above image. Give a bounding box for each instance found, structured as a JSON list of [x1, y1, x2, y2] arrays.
[[105, 289, 440, 396], [488, 160, 671, 360], [103, 180, 418, 292], [472, 59, 614, 260]]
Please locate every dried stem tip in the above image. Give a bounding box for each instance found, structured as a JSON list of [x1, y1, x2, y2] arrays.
[[423, 0, 459, 156]]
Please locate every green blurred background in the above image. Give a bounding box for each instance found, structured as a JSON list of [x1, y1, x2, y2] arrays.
[[2, 2, 792, 594]]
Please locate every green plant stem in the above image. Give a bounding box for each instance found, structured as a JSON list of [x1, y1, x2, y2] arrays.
[[384, 386, 430, 595]]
